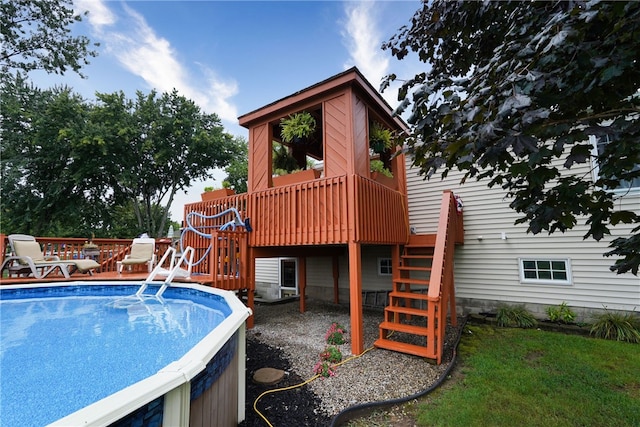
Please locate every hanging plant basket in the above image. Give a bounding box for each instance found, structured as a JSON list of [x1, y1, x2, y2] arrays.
[[369, 121, 393, 154], [280, 112, 317, 144]]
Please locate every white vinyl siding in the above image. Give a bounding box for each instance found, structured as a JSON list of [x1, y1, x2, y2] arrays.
[[255, 258, 279, 284], [305, 246, 394, 301], [406, 154, 640, 312]]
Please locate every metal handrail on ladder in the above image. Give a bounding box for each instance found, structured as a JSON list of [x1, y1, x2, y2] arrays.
[[137, 246, 195, 298]]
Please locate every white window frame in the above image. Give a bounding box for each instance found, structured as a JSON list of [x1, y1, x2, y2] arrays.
[[378, 258, 392, 276], [278, 258, 298, 298], [518, 258, 573, 286], [589, 134, 640, 194]]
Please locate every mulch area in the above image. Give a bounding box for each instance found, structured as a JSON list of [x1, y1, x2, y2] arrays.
[[239, 337, 332, 427]]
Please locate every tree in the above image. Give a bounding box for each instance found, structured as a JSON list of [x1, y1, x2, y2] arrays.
[[1, 76, 240, 238], [1, 0, 98, 77], [383, 1, 640, 274], [224, 136, 248, 194], [0, 78, 116, 237], [91, 89, 239, 237]]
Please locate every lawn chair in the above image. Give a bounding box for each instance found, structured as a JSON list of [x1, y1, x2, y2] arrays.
[[117, 237, 156, 273], [2, 234, 101, 278]]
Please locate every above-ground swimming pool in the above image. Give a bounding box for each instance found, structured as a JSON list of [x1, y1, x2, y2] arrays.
[[0, 282, 251, 427]]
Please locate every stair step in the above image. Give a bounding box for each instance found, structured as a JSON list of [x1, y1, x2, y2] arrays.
[[398, 265, 431, 272], [374, 338, 431, 358], [385, 305, 430, 317], [389, 290, 431, 301], [393, 278, 430, 286], [379, 321, 430, 336], [402, 254, 433, 260], [407, 234, 436, 246]]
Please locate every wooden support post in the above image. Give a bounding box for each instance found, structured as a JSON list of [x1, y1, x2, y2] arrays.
[[298, 256, 306, 313], [348, 241, 364, 355], [0, 234, 6, 267], [332, 255, 340, 304], [246, 247, 255, 328]]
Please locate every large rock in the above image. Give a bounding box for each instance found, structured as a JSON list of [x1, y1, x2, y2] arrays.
[[253, 367, 285, 385]]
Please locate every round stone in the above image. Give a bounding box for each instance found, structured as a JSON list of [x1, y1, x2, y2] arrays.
[[253, 367, 285, 385]]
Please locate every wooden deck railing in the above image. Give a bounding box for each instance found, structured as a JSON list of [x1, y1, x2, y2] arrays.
[[352, 175, 409, 244], [183, 194, 249, 230], [208, 230, 249, 291], [1, 235, 173, 274], [244, 175, 408, 247], [425, 190, 462, 362], [249, 176, 350, 246]]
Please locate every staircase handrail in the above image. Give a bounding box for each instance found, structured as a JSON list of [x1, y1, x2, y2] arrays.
[[427, 190, 459, 300]]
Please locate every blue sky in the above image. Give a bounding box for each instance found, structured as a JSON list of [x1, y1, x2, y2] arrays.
[[31, 0, 424, 222]]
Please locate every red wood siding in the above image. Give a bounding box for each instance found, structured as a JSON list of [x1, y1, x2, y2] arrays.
[[248, 123, 270, 192], [323, 93, 349, 178]]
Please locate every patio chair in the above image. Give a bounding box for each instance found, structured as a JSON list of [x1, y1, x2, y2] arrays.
[[117, 237, 156, 273], [1, 234, 99, 279]]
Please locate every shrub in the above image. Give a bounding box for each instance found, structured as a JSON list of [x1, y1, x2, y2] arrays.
[[325, 322, 346, 345], [313, 360, 336, 378], [496, 304, 538, 328], [590, 310, 640, 343], [546, 302, 577, 324], [320, 346, 342, 364]]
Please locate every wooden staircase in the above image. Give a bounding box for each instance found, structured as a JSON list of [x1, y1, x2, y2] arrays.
[[374, 191, 463, 364], [374, 235, 436, 359]]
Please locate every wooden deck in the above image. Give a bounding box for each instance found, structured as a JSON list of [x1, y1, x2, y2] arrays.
[[0, 270, 209, 286]]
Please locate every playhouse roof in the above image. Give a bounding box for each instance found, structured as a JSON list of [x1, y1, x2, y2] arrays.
[[238, 66, 407, 131]]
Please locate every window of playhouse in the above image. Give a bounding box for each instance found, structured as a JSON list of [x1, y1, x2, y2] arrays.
[[272, 142, 320, 176], [273, 108, 323, 173], [368, 119, 394, 173]]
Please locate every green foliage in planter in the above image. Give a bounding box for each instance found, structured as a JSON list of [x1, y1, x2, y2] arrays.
[[496, 304, 538, 328], [280, 111, 316, 143], [590, 309, 640, 343], [546, 302, 576, 324], [203, 186, 214, 192], [370, 159, 393, 178], [272, 142, 299, 174]]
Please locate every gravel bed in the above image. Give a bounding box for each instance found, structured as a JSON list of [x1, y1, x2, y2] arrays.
[[242, 298, 459, 425]]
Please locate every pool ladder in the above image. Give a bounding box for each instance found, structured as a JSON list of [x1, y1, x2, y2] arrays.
[[137, 246, 195, 298]]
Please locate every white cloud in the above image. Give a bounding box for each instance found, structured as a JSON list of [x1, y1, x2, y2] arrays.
[[200, 65, 239, 124], [112, 5, 187, 91], [74, 0, 116, 28], [341, 1, 389, 94], [79, 2, 239, 128]]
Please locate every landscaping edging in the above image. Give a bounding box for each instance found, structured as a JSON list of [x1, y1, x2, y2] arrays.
[[468, 313, 592, 337]]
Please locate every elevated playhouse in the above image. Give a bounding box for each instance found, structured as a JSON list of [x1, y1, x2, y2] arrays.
[[181, 67, 463, 363]]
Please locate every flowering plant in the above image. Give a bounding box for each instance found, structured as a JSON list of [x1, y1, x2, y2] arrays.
[[313, 360, 336, 378], [325, 322, 346, 345], [320, 346, 342, 363]]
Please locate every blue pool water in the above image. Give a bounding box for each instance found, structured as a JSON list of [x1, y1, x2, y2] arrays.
[[0, 284, 231, 427]]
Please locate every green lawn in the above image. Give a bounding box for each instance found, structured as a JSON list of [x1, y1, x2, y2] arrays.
[[416, 324, 640, 427]]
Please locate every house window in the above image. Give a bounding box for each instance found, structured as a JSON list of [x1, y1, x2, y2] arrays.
[[519, 258, 572, 285], [378, 258, 392, 276], [590, 134, 640, 191]]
